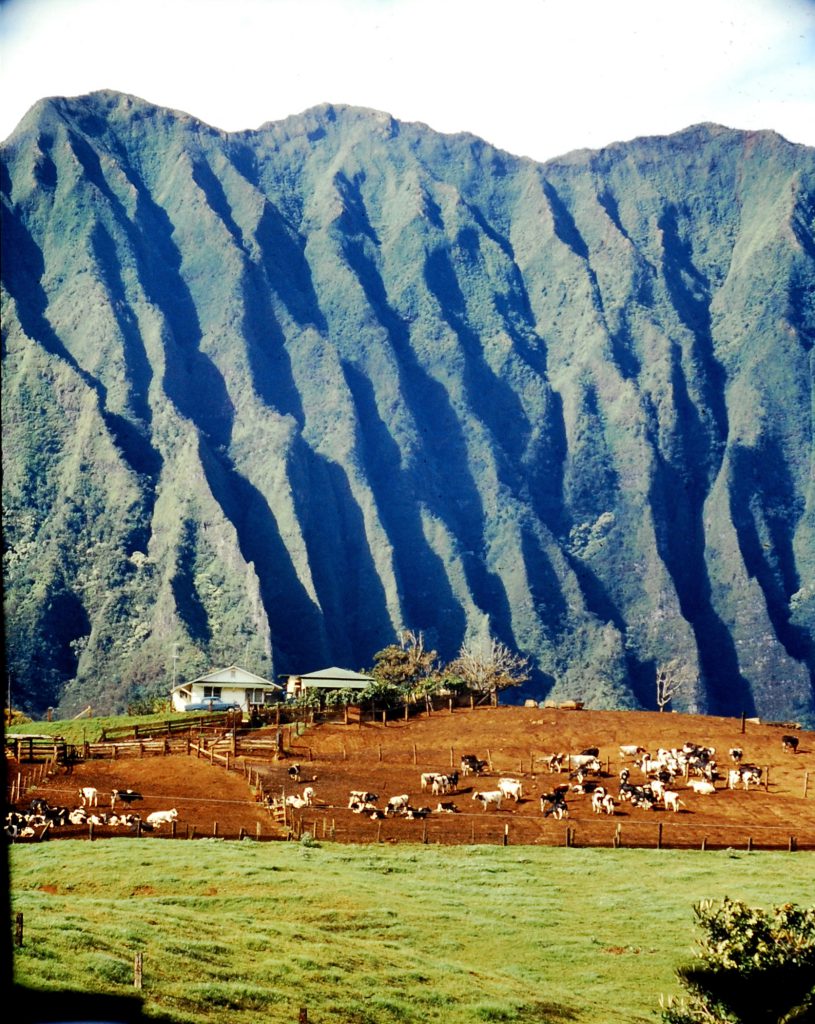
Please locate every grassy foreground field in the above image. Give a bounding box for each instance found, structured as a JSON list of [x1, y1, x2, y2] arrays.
[[10, 841, 815, 1024]]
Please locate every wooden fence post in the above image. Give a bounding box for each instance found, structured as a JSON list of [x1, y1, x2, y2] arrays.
[[134, 952, 143, 990], [256, 822, 261, 839], [789, 835, 797, 852], [15, 912, 23, 947], [412, 743, 417, 765], [613, 823, 622, 848], [486, 748, 493, 771], [213, 822, 218, 837], [299, 1008, 308, 1024], [804, 772, 810, 799], [764, 766, 770, 792], [701, 836, 707, 851], [657, 822, 663, 850], [450, 747, 454, 769], [503, 824, 509, 847], [171, 821, 177, 838], [741, 711, 746, 734], [378, 744, 382, 763], [747, 835, 753, 852]]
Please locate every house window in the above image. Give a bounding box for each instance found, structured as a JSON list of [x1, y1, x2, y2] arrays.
[[203, 686, 222, 699], [248, 688, 267, 705]]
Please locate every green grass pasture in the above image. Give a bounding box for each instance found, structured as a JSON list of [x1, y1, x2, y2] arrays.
[[7, 712, 192, 745], [10, 842, 815, 1023]]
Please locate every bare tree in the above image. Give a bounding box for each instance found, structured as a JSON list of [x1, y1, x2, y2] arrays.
[[655, 659, 687, 712], [450, 634, 530, 706]]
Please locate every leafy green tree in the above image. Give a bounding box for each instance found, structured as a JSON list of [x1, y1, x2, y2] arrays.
[[661, 897, 815, 1024], [369, 630, 439, 704]]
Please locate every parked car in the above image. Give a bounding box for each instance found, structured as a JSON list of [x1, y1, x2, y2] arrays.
[[183, 698, 242, 713]]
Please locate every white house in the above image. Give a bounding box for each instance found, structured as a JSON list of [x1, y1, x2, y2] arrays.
[[284, 666, 374, 700], [171, 665, 282, 713]]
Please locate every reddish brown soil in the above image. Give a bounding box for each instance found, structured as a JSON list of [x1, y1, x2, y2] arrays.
[[10, 707, 815, 849], [11, 753, 270, 839], [270, 707, 815, 850]]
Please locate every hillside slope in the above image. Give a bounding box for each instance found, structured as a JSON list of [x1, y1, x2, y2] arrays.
[[2, 91, 813, 720]]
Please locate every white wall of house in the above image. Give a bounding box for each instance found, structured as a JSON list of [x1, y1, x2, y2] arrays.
[[171, 684, 279, 712]]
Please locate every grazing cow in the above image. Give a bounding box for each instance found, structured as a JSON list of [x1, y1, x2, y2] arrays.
[[349, 798, 378, 814], [619, 745, 646, 759], [580, 747, 600, 758], [782, 735, 799, 754], [591, 787, 607, 814], [687, 779, 716, 795], [79, 787, 98, 807], [110, 789, 143, 810], [349, 791, 378, 806], [421, 772, 443, 792], [460, 754, 488, 776], [601, 793, 615, 815], [287, 764, 302, 782], [497, 778, 523, 802], [386, 794, 410, 815], [404, 806, 431, 820], [540, 794, 568, 819], [544, 753, 565, 773], [286, 794, 309, 810], [570, 753, 601, 772], [435, 802, 460, 813], [740, 766, 763, 790], [431, 773, 459, 795], [663, 791, 683, 813], [472, 790, 503, 811], [729, 748, 743, 764], [146, 809, 178, 827]]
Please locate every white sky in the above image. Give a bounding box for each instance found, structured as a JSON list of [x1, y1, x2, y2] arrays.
[[1, 0, 813, 160]]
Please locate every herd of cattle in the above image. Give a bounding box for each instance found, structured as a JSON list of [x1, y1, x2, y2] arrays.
[[5, 732, 802, 840], [275, 734, 802, 825], [4, 786, 179, 839]]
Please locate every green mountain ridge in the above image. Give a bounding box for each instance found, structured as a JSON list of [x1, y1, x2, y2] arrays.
[[2, 90, 813, 721]]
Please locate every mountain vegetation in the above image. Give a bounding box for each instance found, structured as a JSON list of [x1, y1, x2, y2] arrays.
[[2, 91, 813, 721]]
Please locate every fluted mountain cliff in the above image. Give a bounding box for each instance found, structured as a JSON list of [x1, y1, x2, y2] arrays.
[[2, 90, 813, 721]]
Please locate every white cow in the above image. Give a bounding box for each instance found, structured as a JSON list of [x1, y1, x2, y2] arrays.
[[79, 787, 98, 807], [497, 778, 523, 802], [472, 790, 503, 811], [663, 791, 683, 812], [146, 808, 178, 827], [386, 794, 410, 815]]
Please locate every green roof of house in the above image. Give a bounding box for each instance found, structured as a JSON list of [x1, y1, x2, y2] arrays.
[[172, 664, 281, 694], [294, 667, 374, 690]]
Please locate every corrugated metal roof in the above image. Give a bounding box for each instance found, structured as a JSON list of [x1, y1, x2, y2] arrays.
[[295, 666, 374, 689], [172, 665, 281, 692]]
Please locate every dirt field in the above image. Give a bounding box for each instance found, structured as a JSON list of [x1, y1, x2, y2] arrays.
[[9, 707, 815, 849]]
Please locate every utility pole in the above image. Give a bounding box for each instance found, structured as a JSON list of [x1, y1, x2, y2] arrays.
[[171, 643, 179, 691]]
